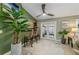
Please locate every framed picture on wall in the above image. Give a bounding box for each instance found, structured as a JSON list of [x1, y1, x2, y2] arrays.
[[62, 20, 70, 28]]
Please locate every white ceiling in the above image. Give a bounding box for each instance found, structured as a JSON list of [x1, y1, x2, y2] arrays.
[[22, 3, 79, 21]]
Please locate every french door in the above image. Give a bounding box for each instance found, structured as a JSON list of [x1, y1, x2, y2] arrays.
[[40, 21, 56, 40]]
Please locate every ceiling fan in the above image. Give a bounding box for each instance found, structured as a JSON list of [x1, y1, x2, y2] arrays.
[[36, 4, 54, 17]]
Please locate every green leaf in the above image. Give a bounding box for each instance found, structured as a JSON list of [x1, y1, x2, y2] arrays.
[[19, 24, 26, 29], [0, 11, 13, 20], [11, 8, 20, 18], [3, 4, 12, 13], [58, 29, 69, 36], [16, 16, 27, 19], [20, 20, 28, 25], [19, 8, 27, 15]]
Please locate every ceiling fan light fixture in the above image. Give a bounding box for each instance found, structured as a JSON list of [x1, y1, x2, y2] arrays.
[[43, 13, 46, 16], [36, 4, 54, 17]]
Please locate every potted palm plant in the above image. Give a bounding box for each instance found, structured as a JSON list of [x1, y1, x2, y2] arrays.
[[58, 29, 69, 44], [0, 4, 29, 54]]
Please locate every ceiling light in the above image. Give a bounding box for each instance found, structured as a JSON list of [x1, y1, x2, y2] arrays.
[[43, 13, 46, 16]]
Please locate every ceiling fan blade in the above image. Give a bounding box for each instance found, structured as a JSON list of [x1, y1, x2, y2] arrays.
[[36, 13, 42, 17], [42, 4, 46, 13], [47, 13, 54, 16]]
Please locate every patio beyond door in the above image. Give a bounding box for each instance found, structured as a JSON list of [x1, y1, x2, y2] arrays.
[[41, 21, 56, 40]]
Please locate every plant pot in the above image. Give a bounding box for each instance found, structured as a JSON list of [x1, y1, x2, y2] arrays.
[[11, 43, 22, 55], [61, 38, 66, 44]]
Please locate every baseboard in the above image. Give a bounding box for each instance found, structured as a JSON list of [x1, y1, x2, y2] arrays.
[[4, 51, 11, 55], [73, 49, 79, 54]]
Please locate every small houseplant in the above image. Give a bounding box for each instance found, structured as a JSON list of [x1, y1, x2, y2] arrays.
[[58, 29, 69, 44], [0, 3, 29, 54]]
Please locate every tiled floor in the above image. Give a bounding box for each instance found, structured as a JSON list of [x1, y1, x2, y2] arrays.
[[62, 44, 77, 55], [22, 39, 77, 55], [22, 39, 64, 55]]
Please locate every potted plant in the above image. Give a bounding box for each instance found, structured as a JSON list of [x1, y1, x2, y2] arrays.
[[58, 29, 69, 44], [0, 4, 29, 54]]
